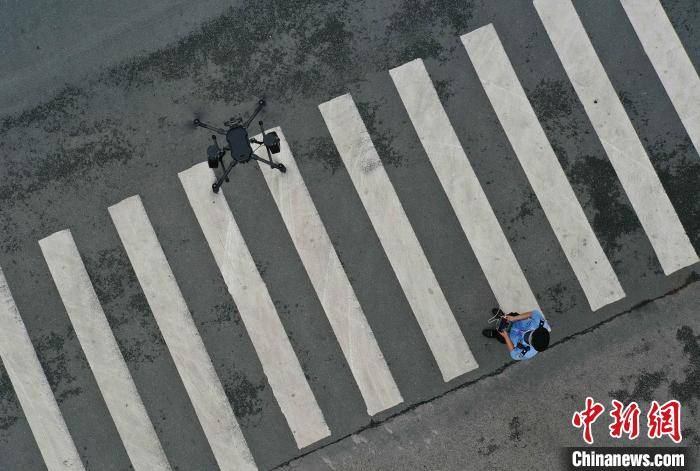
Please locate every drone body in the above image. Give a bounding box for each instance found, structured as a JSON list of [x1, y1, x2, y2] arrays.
[[193, 99, 285, 193]]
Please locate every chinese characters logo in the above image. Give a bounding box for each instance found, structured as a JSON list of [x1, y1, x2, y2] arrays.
[[572, 397, 682, 444]]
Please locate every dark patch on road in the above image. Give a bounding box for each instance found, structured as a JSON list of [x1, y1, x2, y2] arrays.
[[568, 156, 639, 257], [609, 370, 667, 404], [356, 101, 406, 168], [85, 248, 135, 306], [0, 128, 136, 207], [669, 326, 700, 415], [119, 333, 163, 368], [0, 370, 20, 432], [647, 137, 700, 248], [107, 1, 358, 104], [508, 416, 522, 441], [300, 135, 344, 175], [385, 0, 473, 64], [255, 260, 270, 277], [545, 282, 575, 315], [529, 78, 577, 137], [509, 190, 537, 227], [617, 90, 649, 129], [0, 218, 22, 254], [0, 85, 86, 134], [200, 301, 239, 330], [84, 249, 167, 368], [661, 0, 700, 35], [434, 79, 454, 103], [222, 369, 265, 423], [477, 441, 499, 456], [34, 330, 84, 402], [528, 78, 641, 258], [623, 338, 652, 358]]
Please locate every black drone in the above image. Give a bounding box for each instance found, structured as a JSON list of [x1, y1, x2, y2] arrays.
[[193, 99, 285, 193]]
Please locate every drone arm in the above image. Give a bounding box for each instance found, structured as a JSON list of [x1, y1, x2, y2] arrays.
[[250, 152, 276, 168], [243, 99, 266, 129], [212, 159, 238, 193], [194, 119, 226, 134], [251, 125, 279, 169]]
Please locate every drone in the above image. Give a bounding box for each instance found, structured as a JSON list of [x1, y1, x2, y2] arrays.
[[193, 99, 285, 193]]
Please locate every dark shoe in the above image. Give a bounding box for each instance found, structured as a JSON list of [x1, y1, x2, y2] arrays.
[[491, 308, 504, 316], [482, 329, 498, 338], [483, 328, 507, 344]]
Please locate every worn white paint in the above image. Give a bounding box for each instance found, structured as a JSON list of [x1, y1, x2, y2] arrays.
[[178, 163, 330, 449], [109, 195, 257, 470], [38, 230, 171, 471], [0, 265, 85, 471], [621, 0, 700, 157], [461, 24, 625, 311], [254, 128, 403, 416], [534, 0, 699, 275], [318, 93, 478, 381], [390, 58, 539, 313]]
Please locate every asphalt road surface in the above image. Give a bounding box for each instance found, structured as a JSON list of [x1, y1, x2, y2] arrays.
[[0, 1, 699, 470], [281, 280, 700, 470]]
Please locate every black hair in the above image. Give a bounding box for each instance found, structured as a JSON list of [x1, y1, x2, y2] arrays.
[[531, 327, 550, 352]]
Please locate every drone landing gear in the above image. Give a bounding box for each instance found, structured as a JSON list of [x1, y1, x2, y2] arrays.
[[194, 99, 285, 193]]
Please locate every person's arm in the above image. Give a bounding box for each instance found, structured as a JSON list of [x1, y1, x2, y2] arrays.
[[505, 310, 534, 323], [499, 330, 515, 352]]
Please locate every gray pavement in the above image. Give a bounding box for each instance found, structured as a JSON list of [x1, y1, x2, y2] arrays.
[[0, 0, 239, 115], [0, 0, 699, 470], [280, 278, 700, 470]]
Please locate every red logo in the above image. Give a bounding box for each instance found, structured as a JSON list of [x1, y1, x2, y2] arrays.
[[572, 397, 606, 444], [572, 398, 682, 444], [609, 400, 641, 439], [647, 400, 682, 443]]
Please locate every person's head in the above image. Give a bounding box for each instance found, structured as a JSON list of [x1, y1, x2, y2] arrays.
[[527, 327, 550, 352]]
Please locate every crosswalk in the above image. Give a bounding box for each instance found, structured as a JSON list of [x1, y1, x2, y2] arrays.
[[0, 267, 84, 471], [462, 23, 626, 312], [179, 163, 331, 450], [38, 230, 172, 471], [620, 0, 700, 163], [1, 0, 698, 469], [319, 93, 478, 382], [108, 196, 257, 471], [534, 0, 698, 276], [253, 128, 403, 416], [389, 58, 539, 315]]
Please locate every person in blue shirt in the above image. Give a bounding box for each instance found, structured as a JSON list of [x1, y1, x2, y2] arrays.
[[482, 308, 551, 360]]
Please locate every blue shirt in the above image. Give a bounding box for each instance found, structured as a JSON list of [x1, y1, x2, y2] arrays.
[[508, 309, 551, 361]]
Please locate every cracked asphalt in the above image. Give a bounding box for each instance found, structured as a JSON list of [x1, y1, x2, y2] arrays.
[[1, 0, 699, 469]]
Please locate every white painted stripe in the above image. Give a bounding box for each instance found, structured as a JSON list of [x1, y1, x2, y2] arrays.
[[0, 265, 84, 471], [621, 0, 700, 157], [390, 58, 540, 314], [108, 195, 258, 471], [178, 163, 330, 449], [38, 230, 171, 471], [254, 128, 403, 416], [533, 0, 699, 275], [318, 94, 478, 381], [461, 25, 625, 311]]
